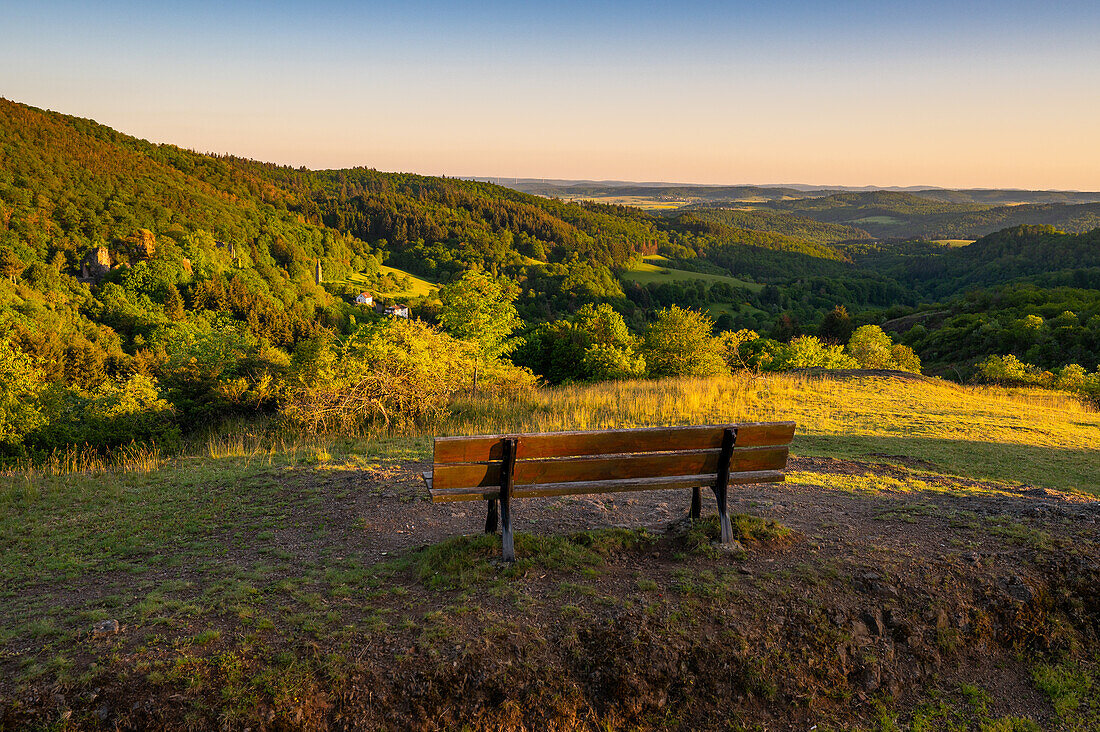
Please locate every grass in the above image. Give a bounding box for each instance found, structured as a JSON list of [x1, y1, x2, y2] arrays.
[[620, 255, 763, 292], [440, 372, 1099, 493], [683, 514, 791, 557], [387, 527, 654, 591], [1032, 659, 1099, 729], [0, 371, 1096, 726], [343, 264, 437, 298]]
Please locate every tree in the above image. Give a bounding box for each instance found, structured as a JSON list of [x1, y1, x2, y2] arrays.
[[847, 325, 921, 373], [847, 325, 895, 369], [0, 338, 47, 447], [769, 312, 799, 342], [0, 249, 25, 283], [642, 306, 726, 378], [164, 284, 186, 321], [818, 305, 854, 344], [439, 270, 521, 393], [717, 329, 760, 372], [572, 303, 632, 349], [581, 343, 647, 381], [889, 344, 922, 374]]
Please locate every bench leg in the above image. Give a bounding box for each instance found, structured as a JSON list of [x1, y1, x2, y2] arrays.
[[500, 496, 514, 562], [689, 486, 702, 519], [485, 499, 499, 534], [714, 426, 737, 543], [714, 483, 733, 544], [499, 437, 517, 563]]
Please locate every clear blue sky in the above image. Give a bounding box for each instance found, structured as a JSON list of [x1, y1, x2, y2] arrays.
[[3, 0, 1099, 188]]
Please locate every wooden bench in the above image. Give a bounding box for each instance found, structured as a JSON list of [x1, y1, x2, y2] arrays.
[[422, 422, 795, 561]]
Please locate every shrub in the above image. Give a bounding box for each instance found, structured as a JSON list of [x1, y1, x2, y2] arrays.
[[846, 325, 921, 374], [642, 306, 727, 378], [581, 343, 647, 381], [770, 335, 858, 371]]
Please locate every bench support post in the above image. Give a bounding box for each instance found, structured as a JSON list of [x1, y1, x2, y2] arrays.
[[713, 427, 738, 543], [485, 499, 498, 534], [499, 437, 518, 562], [689, 487, 702, 519]]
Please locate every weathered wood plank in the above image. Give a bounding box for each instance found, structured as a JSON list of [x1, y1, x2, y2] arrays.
[[430, 445, 788, 491], [430, 470, 785, 502], [432, 422, 795, 464]]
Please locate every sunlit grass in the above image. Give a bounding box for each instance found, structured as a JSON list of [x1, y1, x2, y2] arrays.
[[620, 256, 762, 291], [433, 372, 1098, 493]]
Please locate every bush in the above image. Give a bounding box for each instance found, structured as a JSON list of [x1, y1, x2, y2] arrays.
[[642, 306, 726, 378], [28, 374, 180, 452], [847, 325, 921, 374], [581, 343, 647, 381], [770, 335, 858, 371], [278, 318, 535, 432]]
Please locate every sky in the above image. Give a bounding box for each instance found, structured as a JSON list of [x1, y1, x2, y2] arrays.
[[2, 0, 1099, 190]]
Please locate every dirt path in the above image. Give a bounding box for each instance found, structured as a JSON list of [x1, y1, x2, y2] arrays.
[[332, 455, 1100, 563]]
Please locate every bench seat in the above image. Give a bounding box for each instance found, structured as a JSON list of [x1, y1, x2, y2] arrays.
[[422, 422, 795, 560]]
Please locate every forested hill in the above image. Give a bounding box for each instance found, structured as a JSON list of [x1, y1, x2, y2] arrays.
[[0, 99, 669, 281], [1, 97, 1098, 421], [899, 226, 1100, 297], [764, 191, 1100, 239]]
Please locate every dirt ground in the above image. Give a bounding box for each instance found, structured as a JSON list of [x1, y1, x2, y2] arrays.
[[4, 455, 1100, 730]]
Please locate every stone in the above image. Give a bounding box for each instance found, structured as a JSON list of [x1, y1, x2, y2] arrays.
[[80, 247, 113, 282], [710, 540, 746, 555], [860, 608, 885, 636], [131, 229, 156, 259], [1006, 576, 1037, 604], [93, 619, 119, 637]]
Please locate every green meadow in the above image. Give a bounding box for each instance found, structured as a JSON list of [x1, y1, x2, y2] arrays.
[[621, 255, 763, 292]]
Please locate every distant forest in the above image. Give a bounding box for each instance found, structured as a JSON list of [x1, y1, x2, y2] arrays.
[[1, 97, 1099, 456]]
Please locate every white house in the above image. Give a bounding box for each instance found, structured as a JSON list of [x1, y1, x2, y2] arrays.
[[355, 292, 374, 306], [384, 304, 410, 318]]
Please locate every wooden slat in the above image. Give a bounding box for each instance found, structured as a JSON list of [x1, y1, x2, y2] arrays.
[[430, 470, 785, 503], [433, 422, 795, 464], [430, 445, 788, 491]]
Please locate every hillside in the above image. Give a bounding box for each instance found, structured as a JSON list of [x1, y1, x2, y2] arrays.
[[1, 96, 1098, 454], [672, 207, 873, 244], [2, 373, 1097, 729], [765, 191, 1100, 239]]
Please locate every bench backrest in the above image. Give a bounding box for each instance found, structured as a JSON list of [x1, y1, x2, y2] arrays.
[[428, 421, 795, 503]]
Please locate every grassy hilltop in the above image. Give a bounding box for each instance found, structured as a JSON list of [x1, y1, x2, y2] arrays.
[[2, 96, 1100, 729], [2, 373, 1098, 729]]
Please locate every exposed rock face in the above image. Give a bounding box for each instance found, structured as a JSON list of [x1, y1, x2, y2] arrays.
[[80, 247, 113, 282], [131, 229, 156, 259]]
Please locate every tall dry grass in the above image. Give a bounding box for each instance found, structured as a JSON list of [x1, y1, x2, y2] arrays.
[[430, 372, 1097, 450]]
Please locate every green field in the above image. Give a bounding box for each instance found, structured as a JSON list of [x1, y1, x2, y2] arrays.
[[621, 255, 763, 291], [850, 215, 904, 225], [932, 239, 976, 247], [344, 265, 438, 299]]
